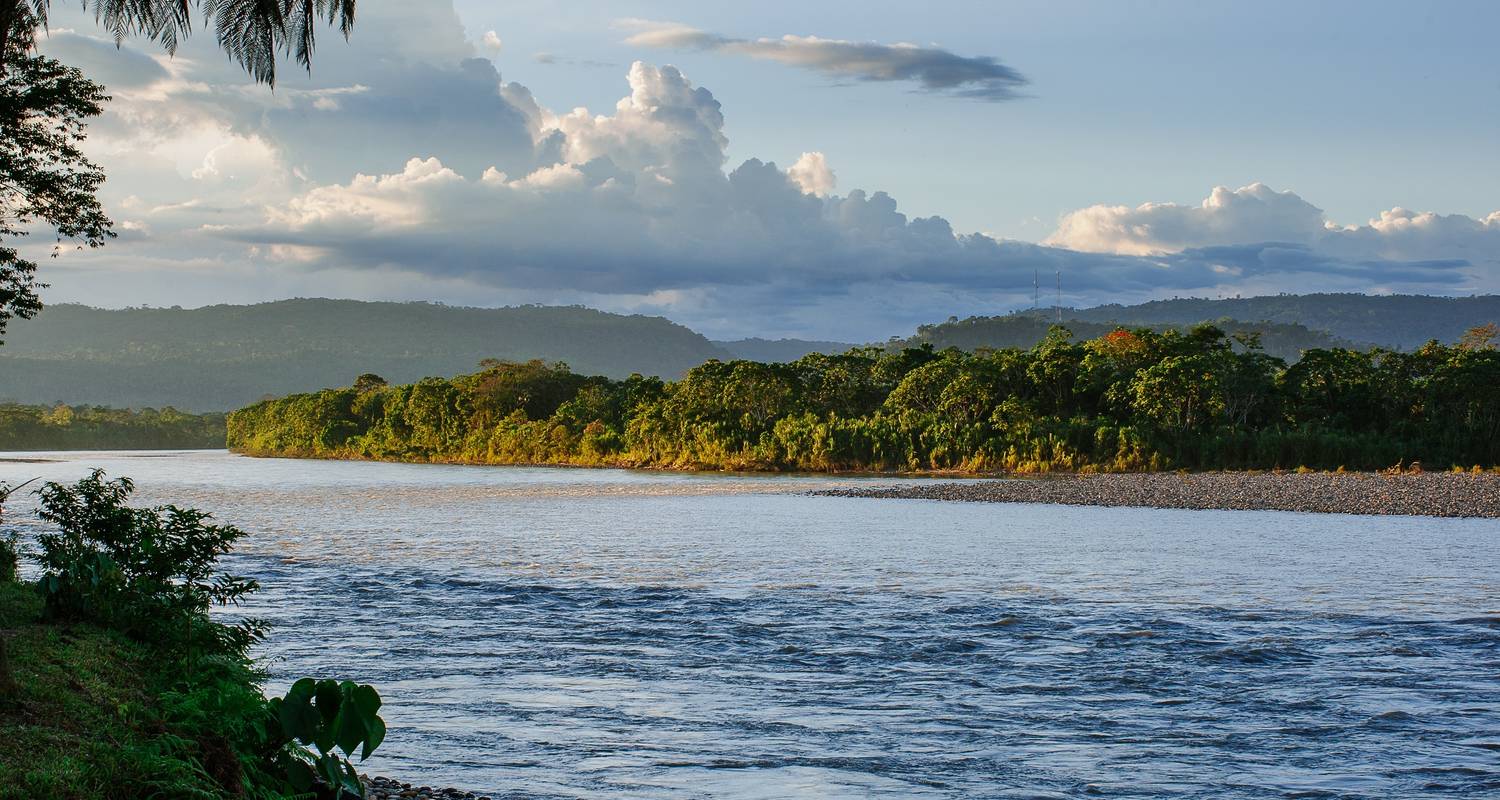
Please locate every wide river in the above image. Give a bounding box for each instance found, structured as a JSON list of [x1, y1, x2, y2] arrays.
[[2, 451, 1497, 798]]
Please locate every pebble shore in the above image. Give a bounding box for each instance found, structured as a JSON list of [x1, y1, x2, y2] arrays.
[[363, 776, 494, 800], [814, 471, 1500, 518]]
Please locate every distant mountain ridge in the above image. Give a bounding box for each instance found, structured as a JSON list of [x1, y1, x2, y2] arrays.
[[0, 300, 730, 411], [713, 338, 859, 362], [2, 293, 1493, 412], [1060, 293, 1500, 350]]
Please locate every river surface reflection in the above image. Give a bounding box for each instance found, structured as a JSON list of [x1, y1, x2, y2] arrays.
[[3, 451, 1496, 798]]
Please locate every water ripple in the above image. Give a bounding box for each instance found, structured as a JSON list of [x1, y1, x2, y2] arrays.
[[2, 451, 1497, 798]]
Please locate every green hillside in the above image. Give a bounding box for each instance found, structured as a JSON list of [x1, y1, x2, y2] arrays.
[[1061, 294, 1500, 349], [714, 338, 858, 362], [0, 300, 729, 411]]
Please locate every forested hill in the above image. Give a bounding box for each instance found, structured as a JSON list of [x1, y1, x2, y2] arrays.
[[0, 300, 729, 412], [1061, 294, 1500, 350], [714, 338, 859, 362], [906, 315, 1360, 363]]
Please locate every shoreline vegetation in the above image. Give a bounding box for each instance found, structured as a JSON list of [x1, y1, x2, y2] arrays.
[[816, 470, 1500, 518], [0, 472, 387, 799], [228, 324, 1500, 475], [0, 403, 225, 451]]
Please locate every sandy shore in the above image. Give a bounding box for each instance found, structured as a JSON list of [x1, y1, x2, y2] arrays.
[[814, 471, 1500, 518]]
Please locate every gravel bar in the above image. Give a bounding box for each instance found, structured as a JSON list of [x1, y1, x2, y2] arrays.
[[814, 472, 1500, 518]]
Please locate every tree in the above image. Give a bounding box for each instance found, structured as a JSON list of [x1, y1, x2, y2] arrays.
[[0, 12, 110, 342], [1459, 323, 1498, 351], [0, 1, 358, 87], [352, 372, 388, 393], [0, 3, 359, 343]]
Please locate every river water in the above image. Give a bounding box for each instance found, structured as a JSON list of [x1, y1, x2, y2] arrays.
[[2, 451, 1497, 798]]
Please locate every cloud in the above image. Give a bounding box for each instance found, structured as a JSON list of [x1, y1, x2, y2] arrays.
[[1045, 182, 1500, 270], [532, 52, 616, 68], [618, 19, 1028, 101], [481, 31, 503, 53], [1046, 183, 1326, 256], [787, 152, 835, 197], [22, 1, 1499, 341], [38, 29, 171, 87]]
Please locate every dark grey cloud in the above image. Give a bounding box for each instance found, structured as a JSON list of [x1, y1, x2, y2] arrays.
[[621, 20, 1028, 101]]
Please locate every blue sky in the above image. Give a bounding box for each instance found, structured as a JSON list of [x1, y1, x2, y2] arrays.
[[26, 0, 1500, 339], [456, 0, 1500, 237]]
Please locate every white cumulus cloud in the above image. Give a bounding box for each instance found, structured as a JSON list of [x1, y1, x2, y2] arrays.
[[1045, 183, 1500, 273], [787, 152, 835, 197]]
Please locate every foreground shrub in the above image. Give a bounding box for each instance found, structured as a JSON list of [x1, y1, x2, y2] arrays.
[[34, 470, 262, 652], [269, 678, 388, 797], [14, 471, 387, 799]]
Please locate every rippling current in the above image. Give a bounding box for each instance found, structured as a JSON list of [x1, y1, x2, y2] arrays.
[[3, 451, 1497, 798]]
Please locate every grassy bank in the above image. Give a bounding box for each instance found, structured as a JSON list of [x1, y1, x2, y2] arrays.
[[0, 581, 223, 798], [0, 472, 387, 799]]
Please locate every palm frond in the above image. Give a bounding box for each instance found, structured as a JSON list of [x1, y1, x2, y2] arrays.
[[73, 0, 357, 87]]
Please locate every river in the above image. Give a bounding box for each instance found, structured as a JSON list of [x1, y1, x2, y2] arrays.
[[2, 451, 1496, 798]]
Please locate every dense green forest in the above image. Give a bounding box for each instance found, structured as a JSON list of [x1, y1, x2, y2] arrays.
[[228, 324, 1500, 473], [1063, 293, 1500, 349], [903, 314, 1357, 363], [0, 404, 224, 450], [0, 300, 729, 411]]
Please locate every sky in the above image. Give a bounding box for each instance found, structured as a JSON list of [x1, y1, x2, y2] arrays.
[[26, 0, 1500, 340]]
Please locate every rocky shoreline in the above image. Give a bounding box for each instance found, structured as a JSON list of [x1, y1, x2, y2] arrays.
[[363, 776, 494, 800], [813, 471, 1500, 518]]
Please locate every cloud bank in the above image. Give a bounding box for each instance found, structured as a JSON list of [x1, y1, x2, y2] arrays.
[[619, 19, 1028, 101], [25, 1, 1500, 340], [1047, 182, 1500, 267]]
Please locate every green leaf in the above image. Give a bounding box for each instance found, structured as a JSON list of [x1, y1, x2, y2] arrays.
[[287, 677, 317, 701], [334, 700, 367, 757], [351, 683, 382, 717], [360, 715, 386, 761], [284, 758, 316, 793], [278, 692, 321, 744], [315, 679, 343, 724]]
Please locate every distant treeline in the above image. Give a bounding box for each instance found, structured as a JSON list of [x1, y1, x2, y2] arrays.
[[1062, 293, 1500, 350], [905, 314, 1358, 364], [227, 324, 1500, 472], [0, 404, 225, 450]]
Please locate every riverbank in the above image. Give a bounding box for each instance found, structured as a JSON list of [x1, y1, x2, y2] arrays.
[[0, 582, 195, 799], [364, 776, 491, 799], [814, 471, 1500, 517]]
